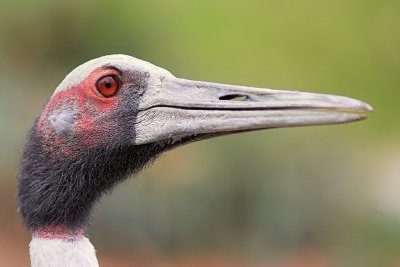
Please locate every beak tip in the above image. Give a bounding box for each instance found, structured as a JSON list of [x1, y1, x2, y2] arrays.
[[358, 114, 369, 121], [360, 102, 373, 114], [365, 103, 374, 112], [352, 99, 373, 113], [352, 101, 372, 121]]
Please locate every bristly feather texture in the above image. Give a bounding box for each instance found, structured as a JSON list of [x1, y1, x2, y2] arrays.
[[18, 118, 166, 230]]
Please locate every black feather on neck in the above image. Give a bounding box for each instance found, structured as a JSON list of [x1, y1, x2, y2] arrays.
[[18, 119, 164, 231]]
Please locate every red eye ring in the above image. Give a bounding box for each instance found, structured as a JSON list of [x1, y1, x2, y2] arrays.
[[96, 75, 120, 97]]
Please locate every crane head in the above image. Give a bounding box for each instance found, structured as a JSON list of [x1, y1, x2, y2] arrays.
[[37, 54, 372, 157], [19, 54, 372, 231]]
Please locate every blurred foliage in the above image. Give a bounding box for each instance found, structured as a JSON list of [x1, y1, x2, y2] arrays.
[[0, 0, 399, 266]]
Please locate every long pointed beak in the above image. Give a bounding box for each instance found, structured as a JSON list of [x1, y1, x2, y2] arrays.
[[134, 77, 372, 145]]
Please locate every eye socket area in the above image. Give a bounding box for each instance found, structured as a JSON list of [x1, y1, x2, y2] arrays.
[[96, 75, 120, 97]]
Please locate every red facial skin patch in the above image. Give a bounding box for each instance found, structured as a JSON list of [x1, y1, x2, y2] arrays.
[[34, 226, 85, 240], [38, 68, 122, 156]]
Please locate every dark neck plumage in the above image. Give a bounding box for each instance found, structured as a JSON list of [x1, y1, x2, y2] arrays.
[[18, 120, 163, 231]]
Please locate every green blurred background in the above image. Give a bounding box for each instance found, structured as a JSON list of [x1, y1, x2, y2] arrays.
[[0, 0, 399, 266]]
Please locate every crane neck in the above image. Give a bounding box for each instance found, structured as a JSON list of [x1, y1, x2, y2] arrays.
[[18, 120, 164, 230], [29, 226, 99, 267]]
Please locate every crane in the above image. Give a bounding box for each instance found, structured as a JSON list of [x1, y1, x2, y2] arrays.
[[18, 54, 372, 266]]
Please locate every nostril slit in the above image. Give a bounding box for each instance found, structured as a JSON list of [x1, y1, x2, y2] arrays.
[[219, 94, 248, 101]]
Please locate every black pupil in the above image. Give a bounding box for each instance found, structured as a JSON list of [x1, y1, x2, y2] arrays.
[[105, 82, 112, 88]]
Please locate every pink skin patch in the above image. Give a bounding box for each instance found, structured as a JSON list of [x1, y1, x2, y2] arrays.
[[34, 226, 84, 240], [38, 68, 121, 156]]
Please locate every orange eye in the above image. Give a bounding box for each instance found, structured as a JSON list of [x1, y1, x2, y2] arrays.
[[96, 76, 120, 97]]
